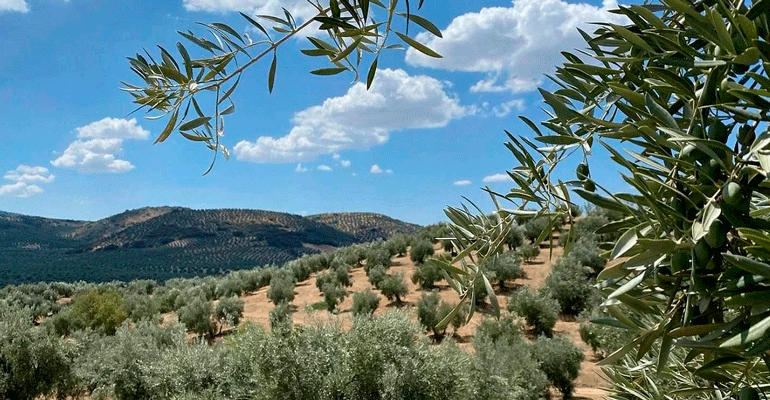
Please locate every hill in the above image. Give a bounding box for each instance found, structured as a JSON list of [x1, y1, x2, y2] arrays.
[[0, 207, 418, 286], [307, 212, 420, 242]]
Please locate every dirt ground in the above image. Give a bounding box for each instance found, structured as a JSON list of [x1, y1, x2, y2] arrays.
[[230, 241, 606, 400]]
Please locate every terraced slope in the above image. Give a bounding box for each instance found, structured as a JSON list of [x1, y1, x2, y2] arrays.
[[308, 212, 420, 242], [0, 207, 419, 286]]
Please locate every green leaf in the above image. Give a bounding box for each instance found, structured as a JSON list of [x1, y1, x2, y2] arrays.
[[366, 57, 378, 89], [723, 254, 770, 279], [310, 67, 348, 75], [645, 93, 678, 129], [268, 53, 277, 93], [178, 116, 211, 131], [611, 227, 638, 260], [721, 314, 770, 347], [400, 13, 442, 37], [535, 135, 582, 145], [155, 109, 179, 144], [395, 32, 442, 58], [331, 36, 362, 63]]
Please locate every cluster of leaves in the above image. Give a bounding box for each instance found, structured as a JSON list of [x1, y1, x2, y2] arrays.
[[509, 288, 559, 337], [435, 0, 770, 397]]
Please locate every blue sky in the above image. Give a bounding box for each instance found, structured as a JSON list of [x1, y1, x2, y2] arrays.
[[0, 0, 627, 225]]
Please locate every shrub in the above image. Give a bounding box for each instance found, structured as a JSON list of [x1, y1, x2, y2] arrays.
[[315, 271, 334, 293], [0, 305, 77, 400], [215, 276, 244, 298], [518, 242, 540, 263], [505, 224, 526, 250], [351, 290, 380, 317], [411, 260, 443, 289], [578, 308, 625, 357], [544, 257, 599, 316], [321, 282, 346, 312], [472, 335, 548, 400], [215, 295, 244, 329], [269, 301, 292, 333], [384, 233, 410, 257], [334, 264, 352, 287], [365, 246, 392, 270], [69, 289, 128, 335], [510, 288, 559, 337], [531, 335, 584, 398], [177, 296, 214, 337], [124, 294, 160, 323], [482, 251, 523, 289], [474, 314, 522, 346], [267, 270, 295, 305], [409, 239, 435, 264], [564, 237, 605, 276], [416, 292, 457, 338], [523, 216, 551, 243], [366, 264, 387, 289], [378, 273, 408, 305]]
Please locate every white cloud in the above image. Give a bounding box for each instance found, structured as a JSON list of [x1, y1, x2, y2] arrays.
[[234, 69, 471, 163], [492, 99, 526, 117], [454, 180, 472, 186], [405, 0, 626, 93], [0, 0, 29, 13], [482, 173, 512, 183], [317, 165, 332, 171], [76, 117, 149, 140], [4, 165, 55, 184], [52, 118, 149, 173], [0, 165, 54, 198], [340, 159, 351, 168], [182, 0, 317, 22], [332, 153, 340, 160], [295, 163, 309, 173], [370, 164, 384, 174]]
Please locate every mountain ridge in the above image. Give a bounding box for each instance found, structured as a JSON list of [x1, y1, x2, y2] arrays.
[[0, 207, 420, 286]]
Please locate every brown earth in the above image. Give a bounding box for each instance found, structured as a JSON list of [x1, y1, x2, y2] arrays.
[[221, 241, 607, 400]]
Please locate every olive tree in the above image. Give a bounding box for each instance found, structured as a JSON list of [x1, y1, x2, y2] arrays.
[[428, 1, 770, 398]]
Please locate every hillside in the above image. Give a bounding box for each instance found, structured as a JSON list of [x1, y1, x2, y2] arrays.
[[308, 212, 420, 242], [0, 207, 418, 286]]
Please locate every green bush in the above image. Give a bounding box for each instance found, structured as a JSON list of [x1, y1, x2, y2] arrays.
[[510, 288, 559, 337], [410, 239, 435, 265], [215, 295, 244, 329], [411, 260, 443, 289], [365, 246, 392, 270], [518, 242, 540, 263], [531, 335, 584, 398], [178, 295, 214, 337], [366, 264, 387, 289], [378, 273, 408, 305], [474, 314, 523, 346], [269, 301, 292, 333], [68, 289, 128, 335], [315, 271, 334, 293], [505, 224, 526, 250], [578, 308, 625, 357], [351, 290, 380, 317], [0, 305, 77, 400], [334, 264, 352, 287], [384, 233, 410, 257], [523, 217, 551, 243], [544, 257, 599, 316], [482, 251, 523, 289], [267, 270, 295, 305], [124, 294, 160, 323], [472, 336, 549, 400], [416, 292, 458, 338], [563, 237, 605, 276], [321, 282, 346, 312]]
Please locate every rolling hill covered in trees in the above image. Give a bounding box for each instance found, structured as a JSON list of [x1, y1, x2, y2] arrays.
[[0, 207, 419, 286]]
